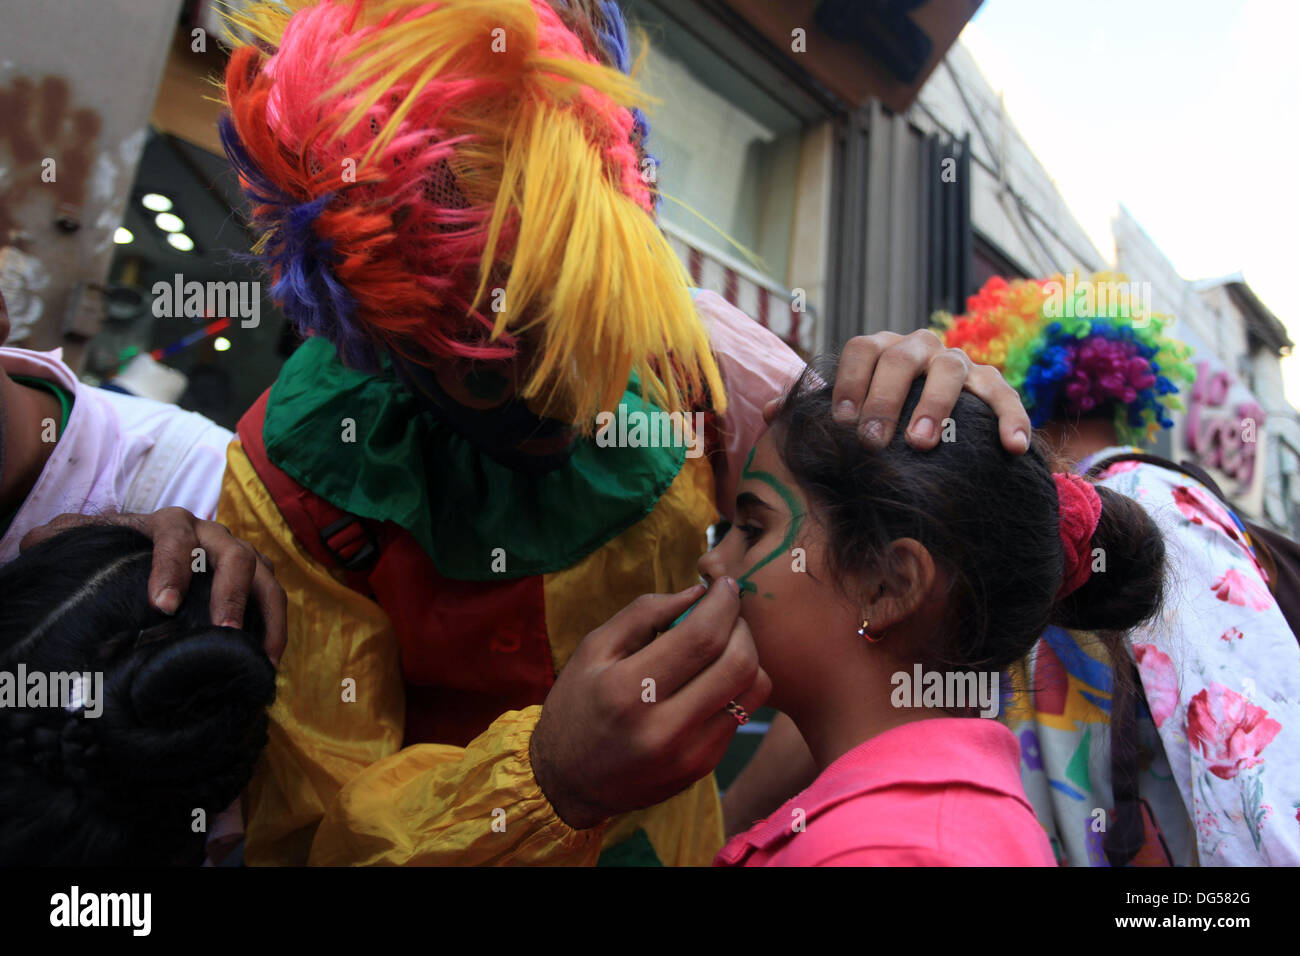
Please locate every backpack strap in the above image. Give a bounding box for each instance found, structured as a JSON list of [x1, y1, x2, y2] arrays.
[[236, 388, 380, 596]]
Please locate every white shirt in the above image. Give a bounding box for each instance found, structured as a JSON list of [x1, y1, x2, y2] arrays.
[[0, 347, 233, 564]]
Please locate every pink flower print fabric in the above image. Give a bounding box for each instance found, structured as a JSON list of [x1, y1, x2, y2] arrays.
[[1212, 569, 1274, 611], [1134, 643, 1179, 729], [1187, 683, 1282, 780], [1082, 446, 1300, 864]]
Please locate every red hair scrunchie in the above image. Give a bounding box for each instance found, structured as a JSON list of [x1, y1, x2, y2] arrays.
[[1054, 472, 1103, 598]]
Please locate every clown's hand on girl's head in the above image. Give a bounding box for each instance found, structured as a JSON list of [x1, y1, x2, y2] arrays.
[[761, 329, 1033, 455]]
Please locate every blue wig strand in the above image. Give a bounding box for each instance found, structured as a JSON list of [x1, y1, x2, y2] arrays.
[[595, 0, 632, 72], [219, 115, 376, 370], [596, 0, 659, 211]]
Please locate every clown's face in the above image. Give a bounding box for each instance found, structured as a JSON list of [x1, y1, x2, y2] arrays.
[[396, 334, 581, 473]]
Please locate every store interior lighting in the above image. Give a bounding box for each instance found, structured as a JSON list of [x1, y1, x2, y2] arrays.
[[155, 212, 185, 232]]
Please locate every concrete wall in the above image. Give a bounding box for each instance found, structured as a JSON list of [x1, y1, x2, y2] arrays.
[[909, 41, 1106, 278], [788, 122, 833, 355], [639, 40, 801, 289], [633, 22, 829, 352]]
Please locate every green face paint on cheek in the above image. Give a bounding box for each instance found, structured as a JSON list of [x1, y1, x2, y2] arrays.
[[668, 448, 802, 628], [736, 447, 803, 597]]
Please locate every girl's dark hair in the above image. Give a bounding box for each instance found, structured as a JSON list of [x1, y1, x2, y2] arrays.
[[771, 358, 1166, 673], [0, 525, 276, 865]]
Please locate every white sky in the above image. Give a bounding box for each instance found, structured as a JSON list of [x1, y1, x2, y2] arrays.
[[959, 0, 1300, 404]]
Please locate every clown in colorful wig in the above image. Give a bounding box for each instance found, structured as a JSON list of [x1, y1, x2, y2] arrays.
[[936, 272, 1195, 446], [212, 0, 800, 868], [220, 0, 721, 431], [212, 0, 1033, 868]]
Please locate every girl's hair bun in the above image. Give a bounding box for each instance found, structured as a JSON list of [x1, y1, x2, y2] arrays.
[[1051, 486, 1165, 632]]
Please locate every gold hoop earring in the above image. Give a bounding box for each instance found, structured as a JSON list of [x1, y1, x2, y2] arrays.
[[857, 617, 883, 643]]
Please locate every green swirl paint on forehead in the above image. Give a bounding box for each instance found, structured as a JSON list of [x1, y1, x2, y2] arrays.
[[737, 445, 804, 597]]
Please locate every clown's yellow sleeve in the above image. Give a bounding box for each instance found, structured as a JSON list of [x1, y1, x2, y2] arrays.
[[219, 441, 604, 866]]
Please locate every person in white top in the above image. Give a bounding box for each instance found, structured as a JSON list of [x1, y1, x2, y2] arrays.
[[0, 287, 285, 658], [0, 347, 232, 559]]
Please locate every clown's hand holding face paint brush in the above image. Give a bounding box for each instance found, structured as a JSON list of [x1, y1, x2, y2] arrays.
[[531, 575, 766, 830]]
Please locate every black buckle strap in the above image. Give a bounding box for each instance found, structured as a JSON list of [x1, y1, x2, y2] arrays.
[[319, 515, 379, 572]]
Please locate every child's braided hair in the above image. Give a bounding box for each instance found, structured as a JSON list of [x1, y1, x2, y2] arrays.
[[0, 525, 275, 865]]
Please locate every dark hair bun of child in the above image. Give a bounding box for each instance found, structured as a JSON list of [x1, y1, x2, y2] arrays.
[[1051, 485, 1165, 632], [0, 525, 276, 865]]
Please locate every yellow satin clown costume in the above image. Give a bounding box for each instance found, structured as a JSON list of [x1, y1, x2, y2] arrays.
[[220, 421, 722, 865]]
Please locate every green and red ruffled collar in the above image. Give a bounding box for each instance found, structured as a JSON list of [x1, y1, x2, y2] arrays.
[[262, 337, 690, 581]]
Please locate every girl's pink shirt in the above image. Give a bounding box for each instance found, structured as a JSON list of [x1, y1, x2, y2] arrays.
[[715, 717, 1057, 867]]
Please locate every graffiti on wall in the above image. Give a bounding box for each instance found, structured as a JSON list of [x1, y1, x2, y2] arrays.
[[1185, 360, 1266, 488]]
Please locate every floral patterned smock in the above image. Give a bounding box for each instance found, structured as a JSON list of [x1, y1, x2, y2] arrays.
[[1004, 446, 1300, 865]]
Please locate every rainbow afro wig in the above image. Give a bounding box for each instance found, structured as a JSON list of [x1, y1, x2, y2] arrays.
[[218, 0, 723, 426], [935, 272, 1195, 446]]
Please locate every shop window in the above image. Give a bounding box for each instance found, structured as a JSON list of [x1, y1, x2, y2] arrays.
[[623, 0, 815, 353]]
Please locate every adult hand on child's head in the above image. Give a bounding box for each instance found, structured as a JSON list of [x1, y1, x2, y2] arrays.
[[530, 577, 770, 831], [20, 508, 287, 667], [763, 329, 1032, 454]]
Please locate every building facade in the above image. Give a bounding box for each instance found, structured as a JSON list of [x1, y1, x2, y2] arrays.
[[1193, 276, 1299, 533]]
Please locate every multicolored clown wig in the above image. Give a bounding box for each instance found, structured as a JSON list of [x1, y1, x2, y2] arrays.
[[219, 0, 723, 427], [936, 272, 1195, 446]]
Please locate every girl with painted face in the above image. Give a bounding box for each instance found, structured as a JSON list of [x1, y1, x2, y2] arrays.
[[709, 359, 1166, 866]]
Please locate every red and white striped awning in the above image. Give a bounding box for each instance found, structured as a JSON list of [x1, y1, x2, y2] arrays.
[[663, 228, 815, 356]]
